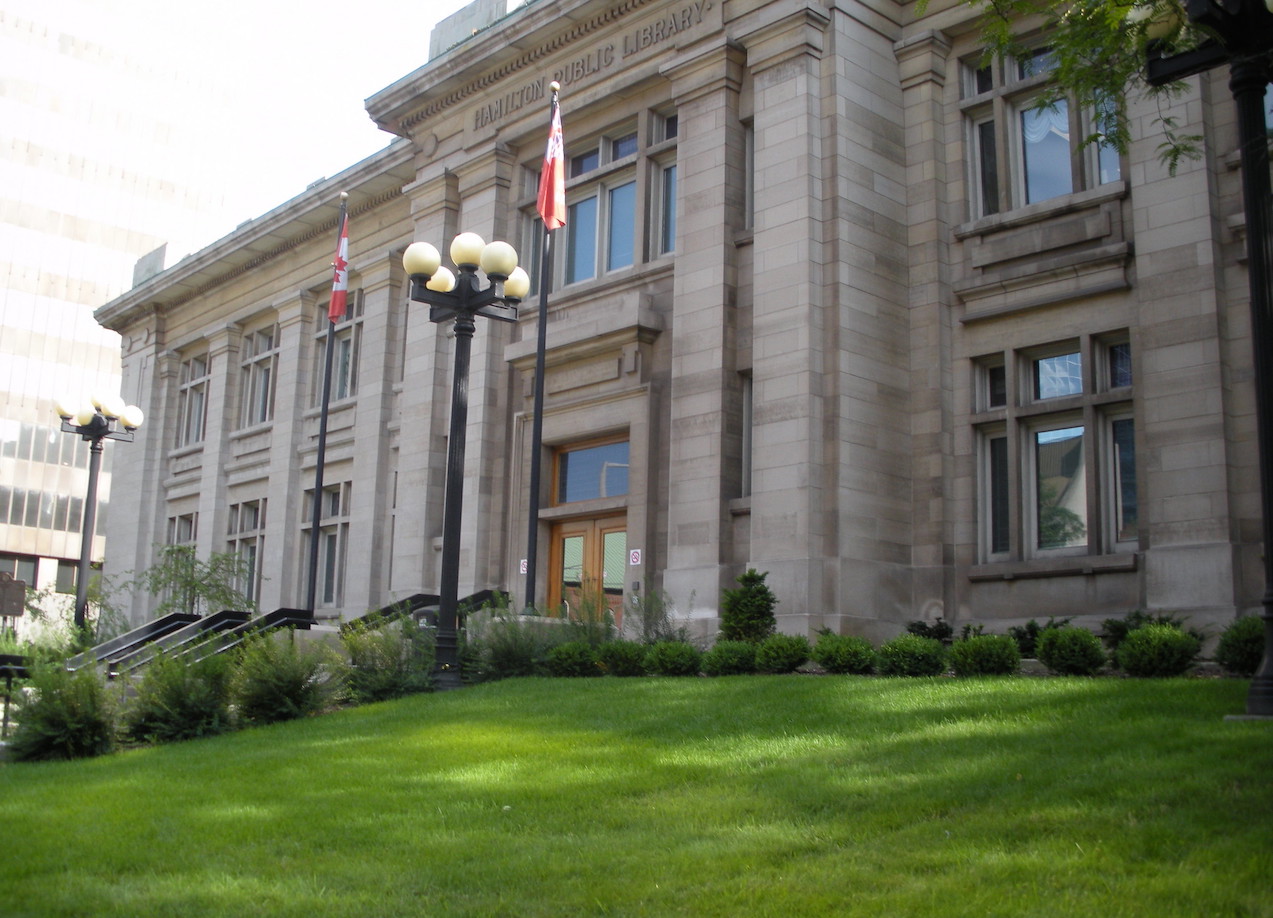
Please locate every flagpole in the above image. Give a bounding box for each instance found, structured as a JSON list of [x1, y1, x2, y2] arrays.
[[525, 82, 564, 613], [306, 192, 349, 613], [524, 227, 554, 612]]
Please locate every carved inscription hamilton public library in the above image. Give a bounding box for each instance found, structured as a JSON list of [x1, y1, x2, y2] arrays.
[[472, 0, 713, 130]]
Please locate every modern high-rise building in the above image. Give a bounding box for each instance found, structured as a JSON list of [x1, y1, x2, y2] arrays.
[[95, 0, 1272, 644], [0, 1, 246, 613]]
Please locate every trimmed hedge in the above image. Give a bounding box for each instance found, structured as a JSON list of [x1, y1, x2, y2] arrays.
[[949, 634, 1021, 677], [1115, 624, 1200, 677], [876, 634, 947, 677], [1036, 627, 1105, 676], [810, 632, 875, 675]]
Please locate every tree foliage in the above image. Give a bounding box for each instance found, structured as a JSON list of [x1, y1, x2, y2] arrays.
[[128, 545, 257, 618], [953, 0, 1214, 171]]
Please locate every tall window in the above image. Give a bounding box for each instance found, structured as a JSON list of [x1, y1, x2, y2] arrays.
[[176, 352, 210, 447], [303, 482, 350, 607], [963, 47, 1121, 219], [239, 323, 279, 427], [525, 112, 677, 290], [167, 512, 198, 546], [975, 335, 1135, 561], [313, 290, 363, 403], [228, 499, 266, 603]]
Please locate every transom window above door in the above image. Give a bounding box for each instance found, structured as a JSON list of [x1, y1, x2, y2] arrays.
[[555, 440, 629, 504]]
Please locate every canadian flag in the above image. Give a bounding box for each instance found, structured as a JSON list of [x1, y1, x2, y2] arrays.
[[536, 96, 565, 231], [329, 210, 349, 322]]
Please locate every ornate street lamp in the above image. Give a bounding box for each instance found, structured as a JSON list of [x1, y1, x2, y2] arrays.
[[53, 393, 144, 633], [403, 233, 530, 688], [1146, 0, 1273, 715]]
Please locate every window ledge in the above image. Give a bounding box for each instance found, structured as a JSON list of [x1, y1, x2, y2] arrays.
[[968, 552, 1137, 582], [955, 182, 1128, 241], [538, 496, 627, 522], [729, 497, 751, 515]]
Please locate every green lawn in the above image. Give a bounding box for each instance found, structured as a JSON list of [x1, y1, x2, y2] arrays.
[[1, 676, 1270, 917]]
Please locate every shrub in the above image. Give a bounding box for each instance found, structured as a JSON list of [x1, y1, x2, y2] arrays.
[[232, 632, 342, 726], [1006, 617, 1071, 657], [644, 641, 702, 676], [810, 632, 875, 675], [597, 639, 651, 677], [755, 633, 812, 674], [1216, 615, 1266, 677], [9, 662, 117, 762], [720, 569, 778, 644], [1101, 610, 1203, 654], [905, 618, 954, 645], [1036, 626, 1106, 676], [701, 640, 757, 676], [1116, 623, 1201, 677], [340, 616, 435, 703], [123, 649, 233, 744], [876, 634, 947, 676], [544, 640, 602, 677], [469, 612, 556, 680], [949, 634, 1021, 677]]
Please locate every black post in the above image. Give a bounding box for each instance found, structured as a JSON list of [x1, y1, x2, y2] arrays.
[[524, 230, 554, 611], [437, 311, 476, 690], [74, 431, 106, 633], [305, 194, 348, 614], [306, 316, 338, 613], [1230, 56, 1273, 715]]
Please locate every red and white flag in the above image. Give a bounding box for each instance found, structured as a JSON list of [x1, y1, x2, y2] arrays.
[[536, 94, 565, 231], [328, 209, 349, 322]]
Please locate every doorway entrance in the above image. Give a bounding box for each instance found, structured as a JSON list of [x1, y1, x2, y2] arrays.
[[548, 515, 627, 628]]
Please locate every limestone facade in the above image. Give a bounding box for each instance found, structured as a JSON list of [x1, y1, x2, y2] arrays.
[[96, 0, 1264, 641]]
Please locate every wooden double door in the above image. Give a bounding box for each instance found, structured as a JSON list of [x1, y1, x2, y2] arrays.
[[547, 514, 627, 627]]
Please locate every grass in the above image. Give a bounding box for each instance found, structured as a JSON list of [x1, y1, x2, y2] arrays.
[[1, 676, 1270, 917]]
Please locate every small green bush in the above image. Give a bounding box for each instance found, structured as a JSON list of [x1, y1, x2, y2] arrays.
[[123, 649, 233, 744], [810, 632, 875, 675], [232, 632, 342, 726], [9, 662, 117, 761], [1216, 615, 1265, 677], [701, 640, 757, 676], [949, 634, 1021, 677], [644, 641, 702, 676], [755, 633, 811, 674], [876, 634, 947, 677], [1101, 610, 1203, 654], [719, 569, 778, 644], [906, 618, 954, 645], [1115, 623, 1201, 677], [597, 639, 649, 677], [471, 614, 555, 680], [1036, 626, 1106, 676], [1007, 617, 1071, 657], [341, 617, 435, 703], [545, 640, 602, 677]]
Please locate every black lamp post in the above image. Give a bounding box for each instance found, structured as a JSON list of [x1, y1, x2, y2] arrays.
[[403, 233, 530, 689], [1147, 0, 1273, 715], [54, 394, 144, 634]]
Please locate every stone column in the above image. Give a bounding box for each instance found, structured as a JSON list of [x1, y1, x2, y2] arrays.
[[659, 39, 747, 622], [740, 5, 834, 631], [896, 29, 956, 634], [394, 171, 461, 597], [344, 251, 403, 611]]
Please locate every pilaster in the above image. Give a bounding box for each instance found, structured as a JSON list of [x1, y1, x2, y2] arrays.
[[659, 38, 748, 618]]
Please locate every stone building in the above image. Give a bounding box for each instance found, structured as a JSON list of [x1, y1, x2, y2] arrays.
[[95, 0, 1269, 642]]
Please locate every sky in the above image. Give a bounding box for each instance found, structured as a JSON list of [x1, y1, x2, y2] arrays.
[[10, 0, 493, 264]]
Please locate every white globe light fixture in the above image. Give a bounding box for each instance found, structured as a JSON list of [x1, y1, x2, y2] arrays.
[[53, 393, 145, 632]]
